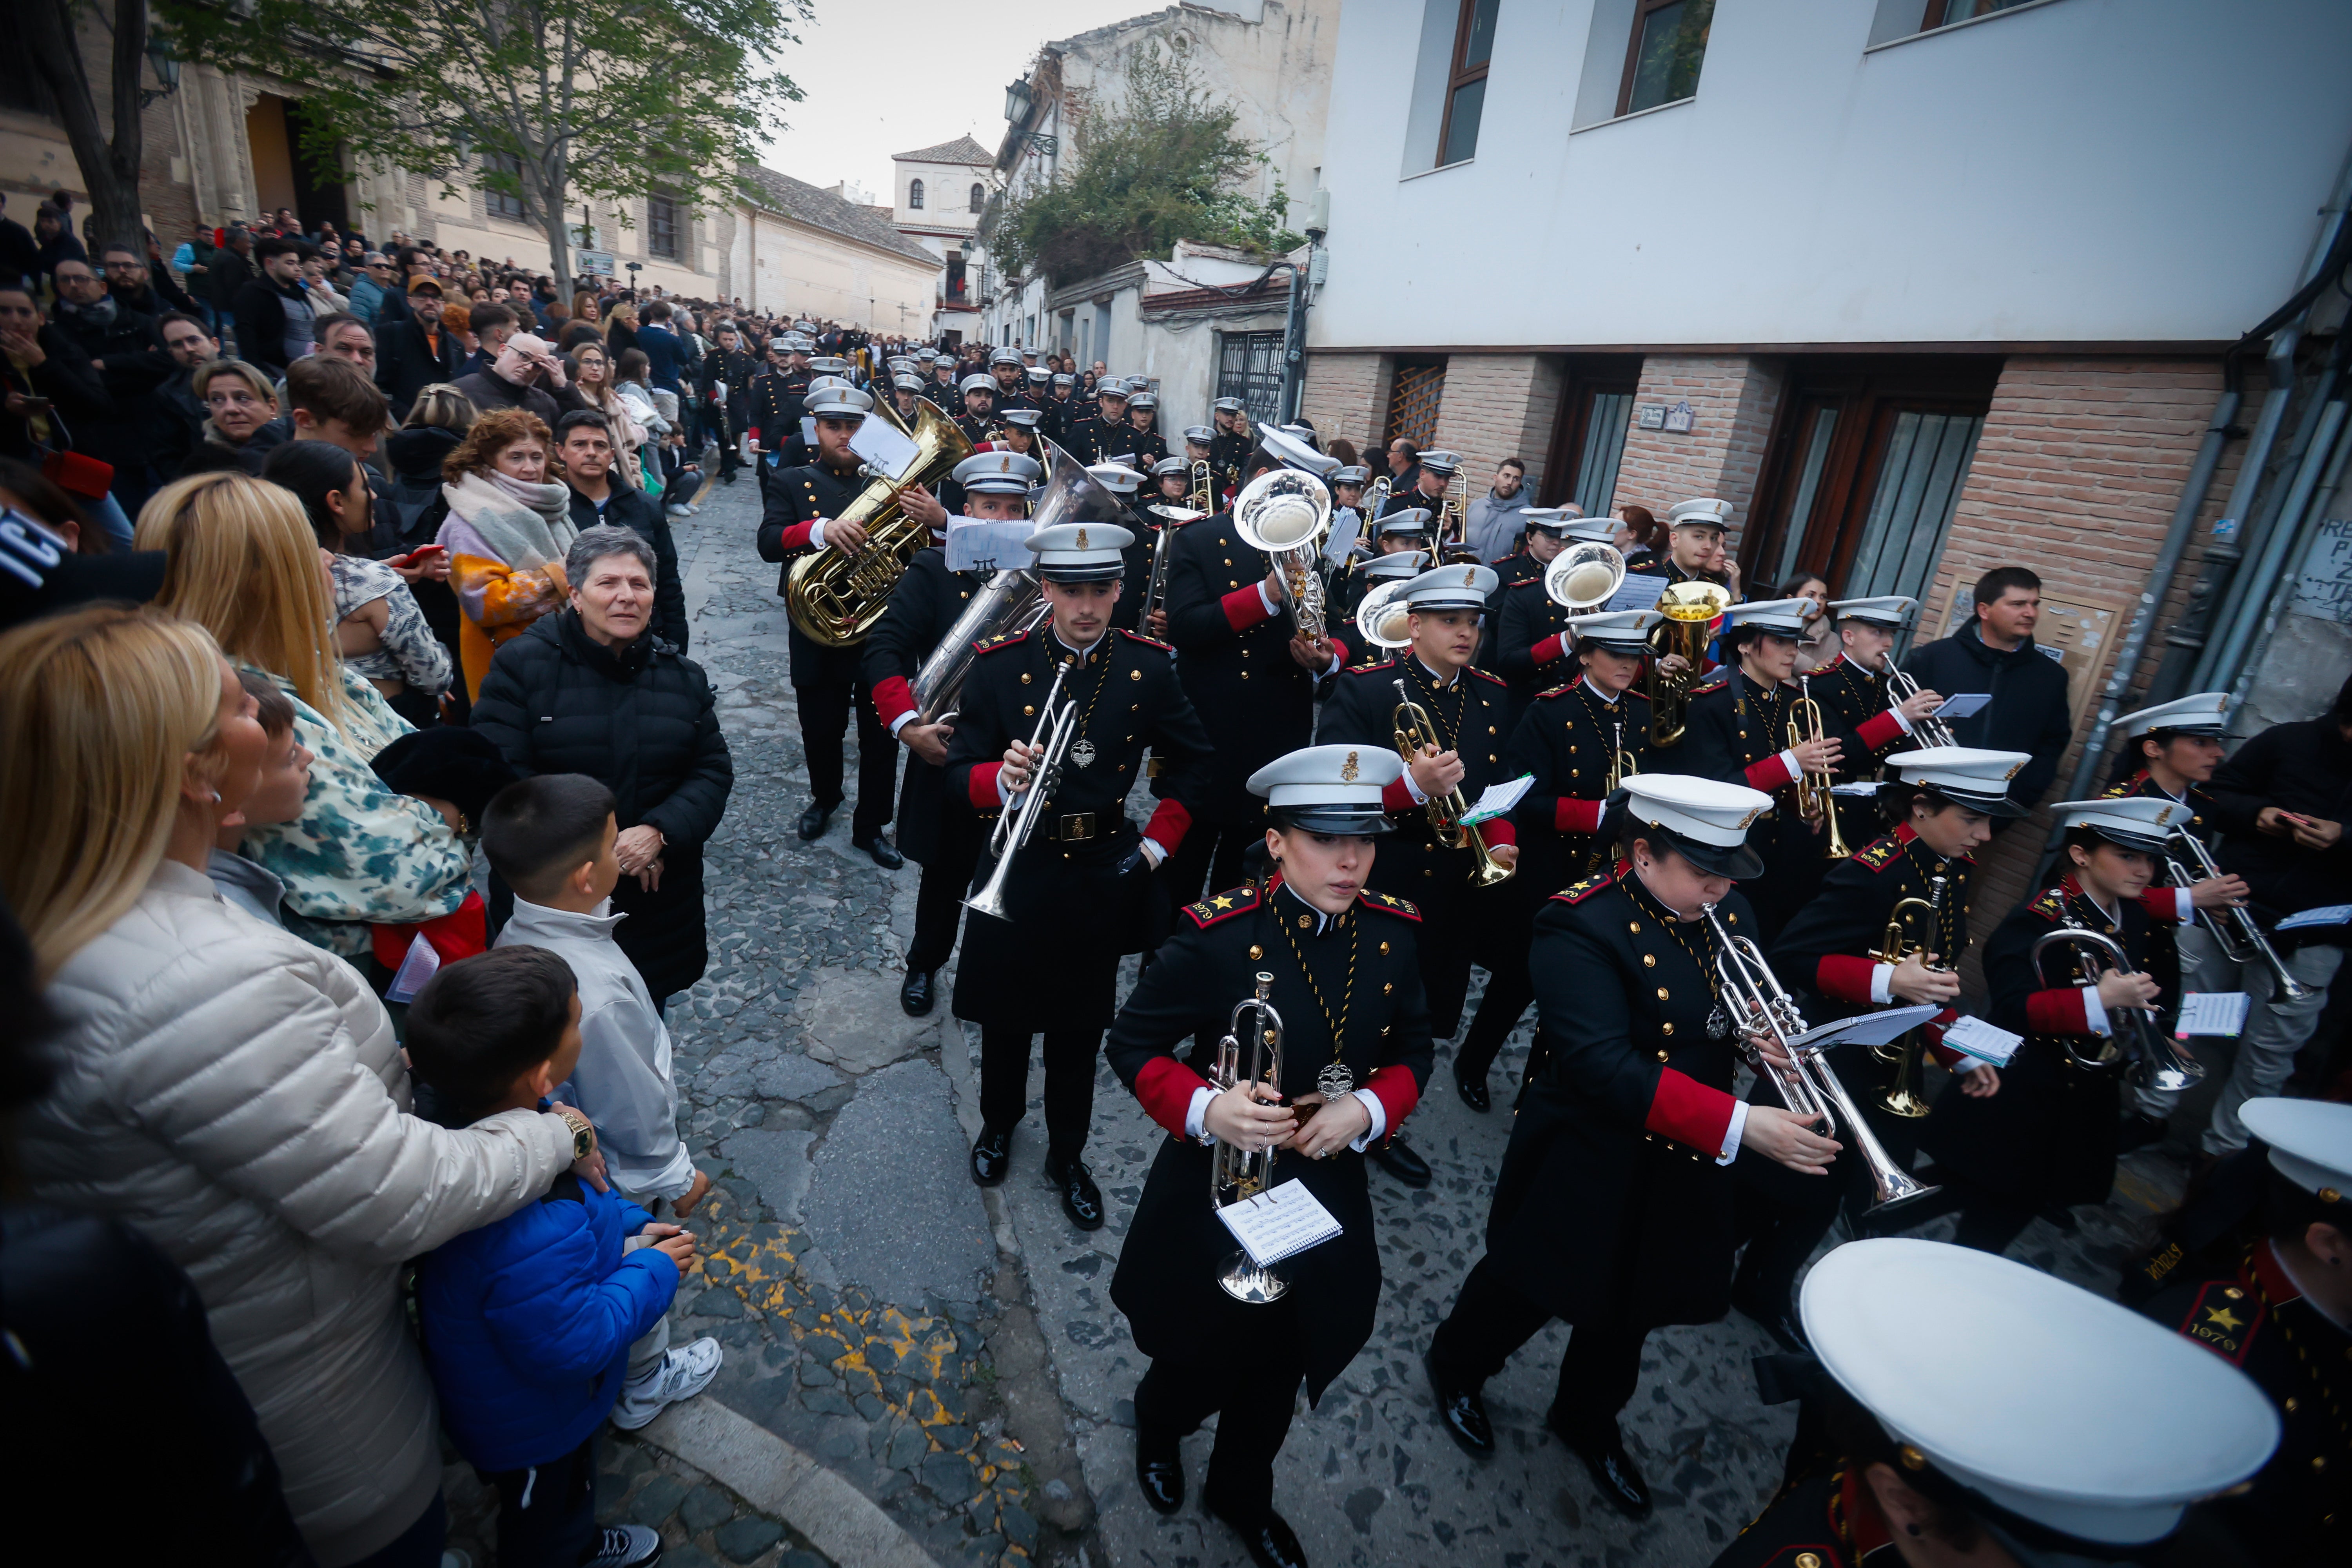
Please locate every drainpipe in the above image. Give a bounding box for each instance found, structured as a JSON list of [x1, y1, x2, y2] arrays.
[[2218, 348, 2352, 705]]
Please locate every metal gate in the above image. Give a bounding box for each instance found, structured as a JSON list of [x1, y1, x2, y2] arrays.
[[1216, 331, 1286, 425], [1386, 361, 1446, 448]]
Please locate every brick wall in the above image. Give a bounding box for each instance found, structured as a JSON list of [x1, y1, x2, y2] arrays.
[[1612, 355, 1786, 552], [1920, 356, 2237, 969], [1300, 351, 1390, 456], [1430, 353, 1564, 497]]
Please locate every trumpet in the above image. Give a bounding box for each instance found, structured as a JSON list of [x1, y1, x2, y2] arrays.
[[1543, 541, 1627, 613], [1209, 972, 1291, 1304], [2030, 924, 2204, 1091], [1701, 904, 1937, 1215], [1234, 466, 1334, 642], [2168, 829, 2309, 1002], [1390, 677, 1514, 886], [1869, 875, 1951, 1118], [1646, 580, 1729, 747], [1604, 717, 1636, 797], [1881, 654, 1956, 748], [964, 657, 1079, 922], [1791, 675, 1849, 861]]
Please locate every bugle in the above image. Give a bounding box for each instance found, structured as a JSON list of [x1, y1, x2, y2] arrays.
[[1882, 655, 1957, 749], [963, 657, 1078, 922], [1390, 678, 1514, 887], [1208, 972, 1291, 1304], [2030, 924, 2204, 1092]]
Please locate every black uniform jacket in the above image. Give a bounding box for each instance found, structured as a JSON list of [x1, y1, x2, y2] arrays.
[[1922, 877, 2180, 1209], [745, 367, 809, 446], [1119, 424, 1169, 467], [861, 543, 989, 866], [1494, 566, 1576, 706], [1105, 877, 1434, 1402], [1209, 429, 1252, 495], [943, 624, 1212, 1030], [1770, 824, 1974, 1032], [1507, 676, 1650, 895], [758, 459, 870, 684], [1316, 655, 1519, 925], [1162, 506, 1337, 822], [1802, 652, 1912, 778], [953, 409, 1000, 446], [1706, 1466, 1886, 1568], [2140, 1240, 2350, 1566], [1680, 666, 1829, 936], [1485, 864, 1759, 1326]]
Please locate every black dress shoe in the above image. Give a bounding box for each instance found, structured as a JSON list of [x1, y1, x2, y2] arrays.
[[855, 833, 905, 869], [1454, 1067, 1491, 1113], [1135, 1432, 1183, 1515], [1732, 1288, 1809, 1354], [970, 1125, 1013, 1187], [795, 800, 837, 841], [1425, 1344, 1494, 1456], [899, 969, 935, 1017], [2116, 1112, 2169, 1152], [1555, 1419, 1651, 1520], [1047, 1154, 1105, 1230], [1203, 1494, 1308, 1568], [1370, 1137, 1432, 1188]]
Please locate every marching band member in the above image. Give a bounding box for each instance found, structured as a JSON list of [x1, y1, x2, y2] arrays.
[[1067, 379, 1131, 466], [953, 372, 999, 445], [1159, 428, 1351, 925], [1728, 747, 2024, 1350], [1679, 596, 1844, 941], [996, 406, 1045, 462], [1712, 1238, 2278, 1568], [1319, 561, 1519, 1186], [1082, 460, 1154, 632], [1632, 496, 1741, 594], [2134, 1097, 2350, 1563], [1801, 596, 1948, 777], [757, 380, 902, 864], [1148, 454, 1192, 511], [945, 520, 1211, 1227], [1106, 744, 1434, 1568], [1380, 447, 1457, 528], [1493, 512, 1610, 706], [1917, 796, 2184, 1256], [1043, 372, 1078, 444], [861, 449, 1035, 1018], [1210, 395, 1252, 490], [1424, 776, 1841, 1519], [1124, 388, 1169, 467], [988, 348, 1033, 412], [889, 372, 927, 426]]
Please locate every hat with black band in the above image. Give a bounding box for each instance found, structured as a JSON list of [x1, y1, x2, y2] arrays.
[[1249, 743, 1403, 837], [1610, 773, 1772, 880]]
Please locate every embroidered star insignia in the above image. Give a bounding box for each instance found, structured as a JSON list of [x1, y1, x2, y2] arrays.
[[1210, 895, 1234, 909], [2204, 1306, 2245, 1332]]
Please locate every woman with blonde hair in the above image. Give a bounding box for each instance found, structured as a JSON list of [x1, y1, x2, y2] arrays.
[[136, 470, 472, 955], [1, 601, 588, 1568], [569, 338, 645, 484], [435, 405, 575, 698], [189, 358, 287, 474]]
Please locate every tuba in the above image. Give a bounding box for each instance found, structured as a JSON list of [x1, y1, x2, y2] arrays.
[[2031, 924, 2204, 1092], [1543, 541, 1627, 614], [1869, 875, 1951, 1118], [784, 398, 974, 647], [1646, 580, 1730, 747], [1234, 466, 1334, 642], [1391, 677, 1514, 886], [1209, 972, 1292, 1304]]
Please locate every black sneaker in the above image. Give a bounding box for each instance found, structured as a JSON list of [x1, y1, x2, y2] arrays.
[[584, 1524, 662, 1567]]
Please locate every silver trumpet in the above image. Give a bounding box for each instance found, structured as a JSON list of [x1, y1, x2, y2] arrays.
[[1700, 903, 1938, 1215], [963, 656, 1078, 922], [1209, 972, 1290, 1304], [1880, 654, 1956, 748], [2031, 924, 2205, 1092], [2167, 829, 2309, 1002]]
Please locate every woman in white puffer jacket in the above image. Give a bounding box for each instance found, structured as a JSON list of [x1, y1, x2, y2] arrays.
[[0, 604, 594, 1568]]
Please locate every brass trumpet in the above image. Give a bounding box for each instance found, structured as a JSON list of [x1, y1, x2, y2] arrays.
[[2030, 924, 2204, 1092], [1791, 675, 1849, 860], [1209, 972, 1291, 1304], [1869, 875, 1952, 1118], [1390, 677, 1514, 887]]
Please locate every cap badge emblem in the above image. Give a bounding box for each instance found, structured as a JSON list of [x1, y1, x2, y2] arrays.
[[1341, 750, 1359, 782], [1463, 568, 1477, 586], [2003, 760, 2023, 779], [1737, 808, 1761, 829], [1075, 527, 1089, 550]]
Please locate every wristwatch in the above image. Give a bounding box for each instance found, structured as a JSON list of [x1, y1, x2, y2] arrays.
[[553, 1104, 597, 1160]]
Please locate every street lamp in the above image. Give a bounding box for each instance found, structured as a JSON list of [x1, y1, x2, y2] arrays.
[[1004, 78, 1034, 126], [142, 31, 181, 108]]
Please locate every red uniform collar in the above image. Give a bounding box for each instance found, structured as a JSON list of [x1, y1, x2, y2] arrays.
[[1837, 1467, 1895, 1558], [2247, 1238, 2305, 1307]]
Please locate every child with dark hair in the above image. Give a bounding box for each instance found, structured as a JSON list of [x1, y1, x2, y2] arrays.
[[407, 945, 684, 1568], [483, 772, 722, 1429]]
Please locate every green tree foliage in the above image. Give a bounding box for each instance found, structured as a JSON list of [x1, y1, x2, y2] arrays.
[[159, 0, 810, 283], [992, 44, 1303, 287]]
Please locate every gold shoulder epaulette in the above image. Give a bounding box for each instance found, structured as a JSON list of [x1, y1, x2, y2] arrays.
[[1183, 884, 1259, 926], [1359, 891, 1421, 921]]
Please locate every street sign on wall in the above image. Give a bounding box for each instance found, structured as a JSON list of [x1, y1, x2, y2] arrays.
[[576, 250, 615, 276]]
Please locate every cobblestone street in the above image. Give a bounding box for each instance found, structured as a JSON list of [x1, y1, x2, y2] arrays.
[[477, 474, 2207, 1568]]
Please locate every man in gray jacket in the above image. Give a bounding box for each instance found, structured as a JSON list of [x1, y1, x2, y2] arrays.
[[1464, 455, 1532, 562]]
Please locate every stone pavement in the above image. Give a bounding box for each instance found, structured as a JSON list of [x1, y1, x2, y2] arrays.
[[534, 473, 2200, 1568]]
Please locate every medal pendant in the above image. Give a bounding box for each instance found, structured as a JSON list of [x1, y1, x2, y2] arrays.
[[1069, 737, 1097, 769], [1317, 1061, 1356, 1098], [1706, 1005, 1731, 1042]]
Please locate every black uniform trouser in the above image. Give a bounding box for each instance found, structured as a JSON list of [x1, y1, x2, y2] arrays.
[[1134, 1328, 1306, 1520], [1430, 1254, 1650, 1448], [908, 834, 979, 973], [979, 1026, 1104, 1159], [795, 673, 897, 840]]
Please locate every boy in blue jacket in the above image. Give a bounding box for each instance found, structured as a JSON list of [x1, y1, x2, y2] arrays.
[[407, 946, 707, 1568]]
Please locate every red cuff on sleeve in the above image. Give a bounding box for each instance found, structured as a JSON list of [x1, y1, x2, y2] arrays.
[[1143, 797, 1193, 854], [1815, 953, 1881, 1005], [2027, 987, 2091, 1035], [1476, 816, 1516, 849], [1326, 634, 1350, 667], [1531, 633, 1565, 666], [1644, 1067, 1737, 1154], [777, 520, 815, 554], [1221, 583, 1274, 633], [1381, 775, 1417, 813], [2140, 888, 2189, 925], [1555, 797, 1605, 834], [1925, 1007, 1962, 1067], [872, 675, 916, 728], [746, 425, 762, 442], [1858, 709, 1907, 751], [1364, 1062, 1421, 1145], [1744, 753, 1798, 791], [1133, 1055, 1211, 1140], [968, 761, 1004, 810]]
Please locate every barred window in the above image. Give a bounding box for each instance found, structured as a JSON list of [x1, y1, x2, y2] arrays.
[[648, 195, 679, 259]]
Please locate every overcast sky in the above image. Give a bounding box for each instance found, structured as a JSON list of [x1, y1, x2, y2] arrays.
[[755, 2, 1154, 201]]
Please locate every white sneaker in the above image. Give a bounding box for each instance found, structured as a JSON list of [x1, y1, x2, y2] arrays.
[[610, 1336, 724, 1430], [584, 1523, 663, 1567]]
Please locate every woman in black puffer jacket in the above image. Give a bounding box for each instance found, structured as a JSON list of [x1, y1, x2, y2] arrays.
[[470, 523, 733, 1005]]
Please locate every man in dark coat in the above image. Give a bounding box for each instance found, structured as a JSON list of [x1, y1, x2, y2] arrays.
[[44, 256, 171, 508], [374, 276, 465, 420], [470, 524, 734, 1005], [452, 334, 584, 428], [204, 225, 259, 328], [556, 410, 687, 652], [230, 236, 317, 379], [1901, 564, 2072, 813]]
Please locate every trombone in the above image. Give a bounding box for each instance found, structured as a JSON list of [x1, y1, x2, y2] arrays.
[[2167, 829, 2309, 1001], [1209, 972, 1291, 1304], [964, 657, 1079, 922], [1700, 903, 1937, 1215], [1189, 459, 1214, 515], [2029, 924, 2205, 1092], [1881, 654, 1956, 748], [1390, 677, 1514, 886], [1869, 875, 1951, 1118], [1791, 674, 1850, 860], [1142, 503, 1205, 630]]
